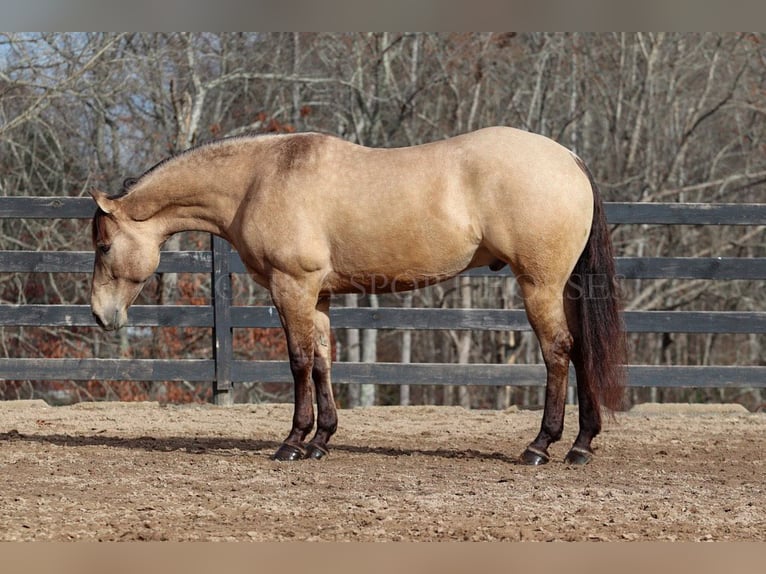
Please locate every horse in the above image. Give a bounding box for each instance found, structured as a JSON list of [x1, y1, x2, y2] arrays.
[[90, 126, 626, 465]]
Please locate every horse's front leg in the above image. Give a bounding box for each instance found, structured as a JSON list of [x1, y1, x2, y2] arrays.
[[304, 296, 338, 460], [270, 272, 320, 461]]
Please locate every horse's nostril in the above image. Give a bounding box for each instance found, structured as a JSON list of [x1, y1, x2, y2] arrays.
[[92, 310, 106, 329], [92, 309, 115, 331]]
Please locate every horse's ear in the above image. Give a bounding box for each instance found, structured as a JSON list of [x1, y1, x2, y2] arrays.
[[90, 190, 118, 215], [122, 177, 138, 191]]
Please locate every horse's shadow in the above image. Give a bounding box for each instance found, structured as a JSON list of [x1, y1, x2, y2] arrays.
[[0, 430, 521, 465]]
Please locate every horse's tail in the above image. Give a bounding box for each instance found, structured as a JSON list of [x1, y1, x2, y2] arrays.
[[571, 157, 627, 412]]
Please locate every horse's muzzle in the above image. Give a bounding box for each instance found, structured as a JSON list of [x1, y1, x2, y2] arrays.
[[92, 307, 124, 331]]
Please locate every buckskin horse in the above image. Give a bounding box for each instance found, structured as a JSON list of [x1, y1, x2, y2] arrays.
[[90, 127, 625, 465]]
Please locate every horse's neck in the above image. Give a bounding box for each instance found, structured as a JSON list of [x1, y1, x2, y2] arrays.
[[123, 166, 240, 240]]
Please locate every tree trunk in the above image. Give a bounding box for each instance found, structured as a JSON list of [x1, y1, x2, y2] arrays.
[[345, 294, 361, 407], [456, 277, 472, 409], [400, 293, 412, 406], [360, 294, 378, 407]]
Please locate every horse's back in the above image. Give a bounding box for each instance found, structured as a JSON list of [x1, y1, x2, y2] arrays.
[[259, 127, 589, 220]]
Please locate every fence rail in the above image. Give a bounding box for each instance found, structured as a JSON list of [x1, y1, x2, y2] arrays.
[[1, 197, 765, 401]]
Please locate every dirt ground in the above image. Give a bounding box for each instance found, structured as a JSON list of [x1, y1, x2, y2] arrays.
[[0, 400, 764, 541]]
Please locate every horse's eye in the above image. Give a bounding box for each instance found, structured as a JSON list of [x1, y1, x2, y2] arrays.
[[99, 244, 111, 254]]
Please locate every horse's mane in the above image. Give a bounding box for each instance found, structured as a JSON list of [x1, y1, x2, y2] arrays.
[[115, 131, 335, 198], [117, 132, 276, 197]]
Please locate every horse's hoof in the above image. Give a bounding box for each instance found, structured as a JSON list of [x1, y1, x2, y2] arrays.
[[519, 447, 550, 465], [272, 443, 305, 461], [305, 443, 329, 460], [564, 447, 593, 465]]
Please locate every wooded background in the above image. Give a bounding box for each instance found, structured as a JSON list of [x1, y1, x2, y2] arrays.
[[1, 33, 764, 409]]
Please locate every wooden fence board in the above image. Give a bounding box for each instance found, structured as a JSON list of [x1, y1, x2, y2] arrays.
[[4, 251, 766, 280], [0, 305, 213, 327], [605, 202, 766, 225], [464, 257, 766, 280], [0, 358, 215, 381], [2, 358, 763, 389], [4, 198, 765, 225], [2, 305, 765, 334], [234, 307, 766, 334], [0, 197, 95, 219], [615, 257, 766, 280], [0, 251, 211, 273], [230, 361, 766, 388]]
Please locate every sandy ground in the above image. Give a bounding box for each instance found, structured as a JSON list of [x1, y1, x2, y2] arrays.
[[0, 400, 764, 541]]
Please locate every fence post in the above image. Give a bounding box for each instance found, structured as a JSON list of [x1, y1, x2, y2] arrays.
[[212, 234, 234, 405]]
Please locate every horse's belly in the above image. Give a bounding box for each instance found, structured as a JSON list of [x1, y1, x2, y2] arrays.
[[321, 269, 457, 295], [321, 244, 498, 295]]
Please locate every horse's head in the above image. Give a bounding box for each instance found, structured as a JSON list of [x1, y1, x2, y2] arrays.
[[89, 190, 161, 331]]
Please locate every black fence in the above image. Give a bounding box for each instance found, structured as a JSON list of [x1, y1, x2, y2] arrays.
[[1, 197, 765, 403]]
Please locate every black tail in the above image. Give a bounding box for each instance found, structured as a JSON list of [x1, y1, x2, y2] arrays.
[[571, 158, 627, 411]]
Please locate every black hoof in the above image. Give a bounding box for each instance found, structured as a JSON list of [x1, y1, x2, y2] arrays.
[[519, 447, 550, 466], [564, 447, 593, 465], [272, 443, 305, 461], [305, 443, 329, 460]]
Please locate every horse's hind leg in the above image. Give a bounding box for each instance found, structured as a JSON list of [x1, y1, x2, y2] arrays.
[[518, 280, 573, 465], [304, 296, 338, 459], [565, 347, 601, 464], [563, 293, 601, 465]]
